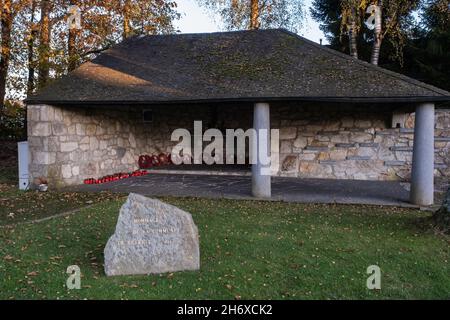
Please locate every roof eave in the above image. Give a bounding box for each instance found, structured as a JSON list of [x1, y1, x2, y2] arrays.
[[25, 95, 450, 106]]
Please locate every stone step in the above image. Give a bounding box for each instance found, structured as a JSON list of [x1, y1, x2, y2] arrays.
[[359, 143, 379, 148], [390, 146, 413, 152], [399, 128, 415, 134], [319, 160, 337, 165], [335, 143, 356, 148], [383, 161, 447, 168], [375, 129, 400, 135], [435, 137, 450, 142], [384, 161, 406, 166], [305, 146, 329, 152], [346, 156, 371, 161]]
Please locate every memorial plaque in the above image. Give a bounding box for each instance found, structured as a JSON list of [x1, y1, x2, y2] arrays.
[[104, 193, 200, 276]]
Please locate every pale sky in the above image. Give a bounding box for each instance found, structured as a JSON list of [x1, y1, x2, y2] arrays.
[[174, 0, 326, 44]]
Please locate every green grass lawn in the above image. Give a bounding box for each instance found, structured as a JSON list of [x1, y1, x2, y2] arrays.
[[0, 165, 124, 225], [1, 196, 449, 300]]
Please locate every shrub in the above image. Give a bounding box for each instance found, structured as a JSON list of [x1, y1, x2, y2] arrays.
[[0, 101, 26, 141]]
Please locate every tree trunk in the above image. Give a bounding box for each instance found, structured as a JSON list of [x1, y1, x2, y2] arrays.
[[27, 0, 37, 95], [370, 1, 383, 65], [0, 0, 13, 109], [348, 7, 358, 59], [68, 29, 78, 71], [250, 0, 260, 30], [38, 0, 51, 90], [123, 0, 131, 38], [68, 0, 80, 72]]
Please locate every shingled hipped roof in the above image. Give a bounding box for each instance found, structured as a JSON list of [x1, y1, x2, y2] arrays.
[[27, 29, 450, 105]]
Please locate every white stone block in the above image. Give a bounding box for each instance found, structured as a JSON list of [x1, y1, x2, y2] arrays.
[[72, 166, 80, 176], [61, 142, 78, 152], [90, 137, 99, 150], [129, 134, 137, 148], [32, 123, 51, 137], [62, 165, 72, 179], [34, 151, 56, 165], [80, 136, 90, 144], [293, 136, 308, 149], [54, 108, 63, 121], [29, 108, 40, 121], [280, 141, 292, 153], [67, 125, 76, 135], [40, 105, 55, 121], [76, 123, 85, 135]]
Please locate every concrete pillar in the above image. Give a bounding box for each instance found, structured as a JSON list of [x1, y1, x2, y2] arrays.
[[410, 102, 435, 206], [252, 102, 271, 198]]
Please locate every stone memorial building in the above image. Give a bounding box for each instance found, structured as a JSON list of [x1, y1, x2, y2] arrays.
[[26, 29, 450, 205]]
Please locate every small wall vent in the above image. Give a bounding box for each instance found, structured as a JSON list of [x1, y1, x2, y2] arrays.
[[143, 109, 153, 123]]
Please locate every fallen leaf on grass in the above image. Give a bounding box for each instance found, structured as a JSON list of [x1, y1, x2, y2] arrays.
[[49, 256, 62, 260]]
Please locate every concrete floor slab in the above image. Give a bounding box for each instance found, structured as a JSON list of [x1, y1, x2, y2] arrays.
[[70, 174, 416, 207]]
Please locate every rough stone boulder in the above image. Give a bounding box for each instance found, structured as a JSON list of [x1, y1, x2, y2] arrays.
[[104, 193, 200, 276]]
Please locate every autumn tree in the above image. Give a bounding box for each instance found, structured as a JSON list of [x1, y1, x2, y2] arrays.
[[369, 0, 382, 64], [340, 0, 361, 58], [369, 0, 420, 65], [250, 0, 259, 29], [0, 0, 180, 106], [312, 0, 369, 59], [26, 0, 37, 94], [37, 0, 51, 89], [67, 0, 81, 71], [311, 0, 420, 65], [197, 0, 305, 32], [1, 0, 13, 110]]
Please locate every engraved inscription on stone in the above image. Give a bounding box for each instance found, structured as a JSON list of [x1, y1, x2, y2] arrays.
[[104, 193, 200, 276]]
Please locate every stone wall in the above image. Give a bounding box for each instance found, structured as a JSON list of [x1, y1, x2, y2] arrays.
[[27, 104, 253, 187], [274, 104, 450, 181], [27, 103, 450, 187]]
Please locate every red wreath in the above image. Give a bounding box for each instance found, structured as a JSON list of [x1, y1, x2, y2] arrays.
[[151, 155, 160, 166], [84, 170, 149, 185], [158, 153, 168, 165], [138, 155, 148, 169]]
